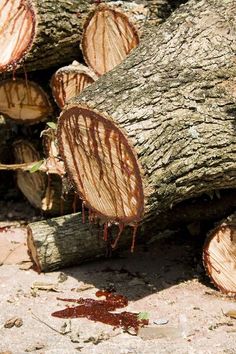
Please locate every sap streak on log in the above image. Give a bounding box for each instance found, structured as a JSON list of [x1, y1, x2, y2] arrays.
[[81, 5, 139, 76], [0, 79, 52, 124], [58, 0, 236, 225], [51, 62, 97, 109]]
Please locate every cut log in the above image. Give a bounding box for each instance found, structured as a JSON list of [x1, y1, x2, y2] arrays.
[[51, 62, 97, 109], [27, 189, 236, 271], [13, 139, 46, 209], [13, 139, 77, 215], [81, 5, 139, 76], [0, 79, 52, 124], [203, 213, 236, 295], [58, 0, 236, 227]]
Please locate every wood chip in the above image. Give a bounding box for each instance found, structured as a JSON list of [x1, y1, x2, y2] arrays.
[[31, 282, 59, 292]]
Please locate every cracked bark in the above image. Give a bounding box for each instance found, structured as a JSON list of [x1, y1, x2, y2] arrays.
[[58, 0, 236, 225]]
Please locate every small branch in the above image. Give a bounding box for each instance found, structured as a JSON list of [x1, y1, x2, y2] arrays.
[[31, 311, 65, 335], [0, 158, 65, 176]]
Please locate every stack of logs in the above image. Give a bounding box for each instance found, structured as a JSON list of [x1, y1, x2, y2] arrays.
[[0, 0, 236, 295]]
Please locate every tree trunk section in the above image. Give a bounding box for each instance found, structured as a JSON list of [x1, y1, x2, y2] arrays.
[[81, 5, 139, 76], [0, 79, 52, 124], [51, 62, 97, 109], [58, 0, 236, 227], [27, 189, 236, 272], [203, 213, 236, 295]]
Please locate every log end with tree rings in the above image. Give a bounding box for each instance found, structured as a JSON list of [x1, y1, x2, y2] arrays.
[[51, 62, 97, 109], [203, 215, 236, 295], [58, 106, 144, 224], [81, 5, 139, 76], [13, 140, 46, 210], [0, 79, 52, 124], [0, 0, 36, 72]]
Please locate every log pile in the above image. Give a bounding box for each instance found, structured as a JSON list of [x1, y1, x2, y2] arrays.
[[0, 0, 236, 294]]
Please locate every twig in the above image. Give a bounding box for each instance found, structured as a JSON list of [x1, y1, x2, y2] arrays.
[[31, 311, 65, 335]]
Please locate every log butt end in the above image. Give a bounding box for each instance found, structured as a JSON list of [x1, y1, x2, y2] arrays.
[[203, 215, 236, 295], [0, 0, 36, 72], [58, 106, 144, 224]]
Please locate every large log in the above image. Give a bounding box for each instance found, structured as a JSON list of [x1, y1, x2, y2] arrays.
[[27, 189, 236, 271], [203, 213, 236, 295], [58, 0, 236, 228]]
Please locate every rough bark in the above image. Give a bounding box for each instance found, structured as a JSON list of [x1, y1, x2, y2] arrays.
[[58, 0, 236, 226], [0, 79, 53, 124], [203, 213, 236, 295], [27, 189, 236, 271]]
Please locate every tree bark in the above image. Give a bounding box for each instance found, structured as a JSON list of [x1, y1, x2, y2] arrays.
[[58, 0, 236, 226], [27, 189, 236, 271], [203, 213, 236, 295]]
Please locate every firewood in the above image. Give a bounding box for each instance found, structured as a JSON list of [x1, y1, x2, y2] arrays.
[[0, 79, 52, 124], [58, 0, 236, 229], [81, 5, 139, 76], [51, 62, 97, 109], [203, 213, 236, 295], [27, 189, 236, 272], [13, 140, 77, 216]]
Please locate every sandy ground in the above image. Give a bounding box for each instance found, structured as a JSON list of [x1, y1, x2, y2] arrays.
[[0, 209, 236, 354]]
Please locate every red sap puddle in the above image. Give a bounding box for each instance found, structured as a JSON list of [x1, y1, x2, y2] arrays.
[[52, 290, 148, 332]]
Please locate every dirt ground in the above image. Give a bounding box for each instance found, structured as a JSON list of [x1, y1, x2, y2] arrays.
[[0, 199, 236, 354]]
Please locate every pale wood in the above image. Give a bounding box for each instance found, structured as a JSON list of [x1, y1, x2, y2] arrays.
[[0, 79, 52, 124], [51, 62, 97, 109], [203, 213, 236, 295], [0, 0, 35, 72], [81, 5, 139, 76]]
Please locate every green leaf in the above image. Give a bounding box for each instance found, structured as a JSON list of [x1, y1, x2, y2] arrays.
[[138, 312, 149, 321], [47, 122, 57, 130], [29, 160, 44, 173]]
